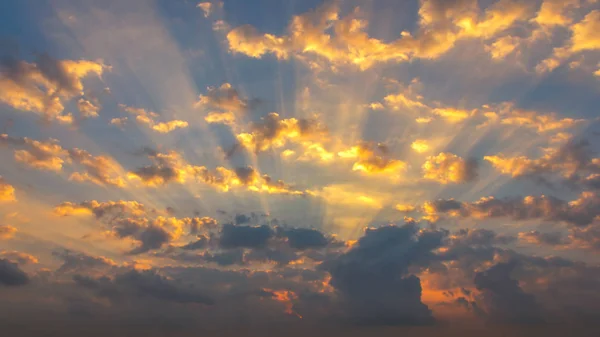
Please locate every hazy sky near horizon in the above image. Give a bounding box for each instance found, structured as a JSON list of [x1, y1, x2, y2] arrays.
[[1, 0, 600, 335]]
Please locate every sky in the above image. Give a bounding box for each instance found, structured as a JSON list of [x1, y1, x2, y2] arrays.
[[1, 0, 600, 336]]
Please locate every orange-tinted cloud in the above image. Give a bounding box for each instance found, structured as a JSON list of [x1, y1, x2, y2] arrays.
[[338, 142, 406, 175], [422, 152, 478, 184], [0, 54, 105, 123], [225, 0, 538, 70], [120, 104, 188, 133], [0, 177, 16, 202]]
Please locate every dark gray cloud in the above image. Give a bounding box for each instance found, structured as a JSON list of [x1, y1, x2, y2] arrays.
[[219, 224, 273, 248], [0, 258, 29, 286], [74, 269, 214, 305], [279, 227, 331, 250], [322, 223, 446, 325], [129, 226, 172, 255], [474, 261, 544, 324], [53, 249, 115, 273]]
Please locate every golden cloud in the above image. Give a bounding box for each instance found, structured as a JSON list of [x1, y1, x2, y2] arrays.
[[0, 55, 105, 124], [0, 177, 16, 202], [120, 104, 188, 133], [235, 112, 328, 154], [338, 142, 406, 175], [225, 0, 538, 70], [422, 152, 477, 184], [129, 148, 307, 195], [1, 134, 126, 187]]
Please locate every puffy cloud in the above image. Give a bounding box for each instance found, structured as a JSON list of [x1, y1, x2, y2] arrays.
[[481, 105, 585, 133], [432, 108, 473, 123], [0, 258, 29, 286], [110, 117, 128, 128], [197, 2, 215, 17], [195, 83, 257, 122], [570, 10, 600, 53], [537, 10, 600, 73], [518, 230, 569, 246], [568, 224, 600, 251], [53, 249, 117, 273], [0, 54, 104, 123], [422, 191, 600, 227], [422, 152, 478, 184], [0, 225, 17, 240], [485, 139, 600, 187], [486, 35, 520, 59], [120, 105, 188, 133], [450, 228, 516, 246], [226, 0, 536, 70], [0, 251, 38, 265], [204, 111, 236, 125], [1, 134, 68, 171], [532, 0, 579, 26], [67, 148, 126, 187], [322, 223, 446, 325], [54, 199, 210, 254], [0, 177, 16, 202], [411, 139, 430, 153], [129, 148, 307, 195], [338, 142, 406, 175], [77, 98, 99, 118], [1, 134, 126, 186], [235, 112, 327, 153], [219, 224, 274, 248], [279, 227, 331, 250], [474, 261, 543, 323]]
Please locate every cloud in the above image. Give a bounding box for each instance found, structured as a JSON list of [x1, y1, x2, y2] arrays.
[[338, 142, 406, 175], [195, 83, 257, 119], [197, 2, 213, 18], [1, 134, 68, 171], [411, 140, 430, 154], [485, 139, 600, 188], [0, 225, 18, 240], [480, 104, 585, 133], [421, 191, 600, 227], [128, 148, 307, 194], [474, 261, 543, 323], [205, 111, 236, 125], [225, 0, 536, 70], [54, 199, 211, 254], [219, 224, 274, 249], [77, 98, 99, 118], [53, 249, 117, 273], [0, 177, 16, 202], [518, 230, 569, 246], [279, 227, 331, 250], [537, 9, 600, 73], [0, 251, 38, 265], [67, 148, 126, 187], [74, 269, 214, 305], [0, 258, 29, 286], [322, 223, 446, 325], [422, 152, 478, 184], [110, 117, 128, 128], [1, 134, 126, 186], [235, 112, 327, 153], [0, 53, 105, 123], [120, 104, 188, 133]]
